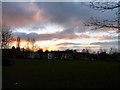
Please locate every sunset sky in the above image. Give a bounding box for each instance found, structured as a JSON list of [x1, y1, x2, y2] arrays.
[[2, 2, 119, 51]]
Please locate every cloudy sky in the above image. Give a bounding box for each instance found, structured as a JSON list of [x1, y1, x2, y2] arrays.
[[2, 2, 119, 51]]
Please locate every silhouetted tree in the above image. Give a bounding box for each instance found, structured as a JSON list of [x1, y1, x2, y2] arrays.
[[11, 46, 16, 58], [37, 48, 44, 59], [81, 48, 90, 54], [25, 37, 30, 51], [38, 48, 43, 53], [99, 48, 107, 54], [31, 38, 36, 52], [16, 36, 21, 50], [1, 24, 13, 49]]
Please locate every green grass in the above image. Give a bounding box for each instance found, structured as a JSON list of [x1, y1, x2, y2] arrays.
[[3, 59, 120, 88]]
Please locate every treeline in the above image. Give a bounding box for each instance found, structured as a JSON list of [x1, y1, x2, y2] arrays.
[[2, 46, 120, 66]]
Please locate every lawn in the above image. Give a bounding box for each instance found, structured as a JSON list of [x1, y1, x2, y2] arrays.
[[2, 59, 120, 88]]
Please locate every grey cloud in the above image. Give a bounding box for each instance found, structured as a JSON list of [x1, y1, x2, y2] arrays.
[[3, 2, 116, 26], [3, 2, 116, 33], [12, 27, 79, 41], [13, 32, 53, 40], [13, 30, 78, 41], [57, 42, 81, 46], [36, 2, 115, 25], [28, 24, 45, 31], [106, 35, 118, 40], [3, 3, 33, 19], [35, 2, 116, 34], [90, 41, 118, 46], [13, 32, 38, 40], [90, 41, 119, 49], [2, 2, 43, 26], [36, 2, 92, 25]]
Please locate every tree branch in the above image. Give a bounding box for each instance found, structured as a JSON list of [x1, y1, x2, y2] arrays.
[[89, 2, 120, 10], [85, 17, 119, 32]]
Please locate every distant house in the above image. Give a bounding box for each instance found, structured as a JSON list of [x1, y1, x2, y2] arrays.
[[47, 51, 74, 60], [28, 52, 40, 59], [73, 52, 90, 61], [48, 53, 53, 59]]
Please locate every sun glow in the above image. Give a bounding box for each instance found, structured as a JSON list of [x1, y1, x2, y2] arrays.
[[10, 39, 59, 51], [10, 37, 103, 52]]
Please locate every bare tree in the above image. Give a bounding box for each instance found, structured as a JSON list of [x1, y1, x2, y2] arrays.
[[16, 36, 21, 49], [1, 24, 13, 49], [31, 38, 36, 52], [24, 37, 30, 51], [85, 2, 120, 33]]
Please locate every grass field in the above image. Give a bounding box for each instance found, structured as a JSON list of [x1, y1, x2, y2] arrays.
[[3, 59, 120, 88]]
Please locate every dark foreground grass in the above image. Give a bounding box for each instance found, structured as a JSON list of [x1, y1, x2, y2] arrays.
[[3, 59, 120, 88]]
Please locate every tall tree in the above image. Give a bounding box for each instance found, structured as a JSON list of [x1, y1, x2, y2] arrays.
[[16, 36, 21, 49], [25, 37, 30, 51], [31, 38, 36, 52], [1, 24, 13, 49]]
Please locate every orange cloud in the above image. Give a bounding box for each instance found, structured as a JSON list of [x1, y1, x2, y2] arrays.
[[78, 33, 90, 38], [92, 35, 108, 40], [2, 3, 43, 26]]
